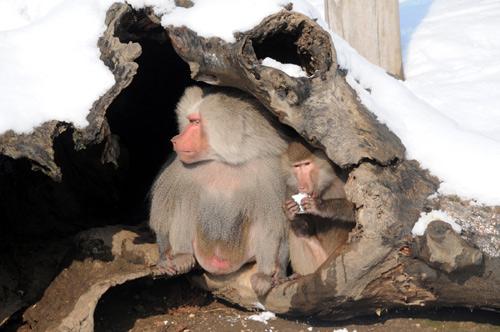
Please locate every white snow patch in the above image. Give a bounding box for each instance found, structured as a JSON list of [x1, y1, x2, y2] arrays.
[[404, 0, 500, 142], [262, 58, 308, 78], [0, 0, 117, 134], [0, 0, 66, 31], [252, 301, 266, 310], [307, 0, 325, 21], [412, 210, 462, 236], [126, 0, 175, 16], [161, 0, 326, 43], [247, 311, 276, 324], [333, 329, 349, 332]]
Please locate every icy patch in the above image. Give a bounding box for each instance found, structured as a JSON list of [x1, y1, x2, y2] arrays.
[[262, 58, 308, 78], [412, 210, 462, 236], [247, 311, 276, 324]]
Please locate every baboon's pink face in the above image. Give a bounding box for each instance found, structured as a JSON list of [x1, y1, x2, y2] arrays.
[[292, 158, 318, 194], [171, 113, 209, 164]]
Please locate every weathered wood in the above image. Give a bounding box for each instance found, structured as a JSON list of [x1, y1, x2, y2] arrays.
[[325, 0, 404, 79], [414, 220, 483, 273]]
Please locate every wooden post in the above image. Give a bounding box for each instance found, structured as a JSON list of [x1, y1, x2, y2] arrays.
[[325, 0, 404, 79]]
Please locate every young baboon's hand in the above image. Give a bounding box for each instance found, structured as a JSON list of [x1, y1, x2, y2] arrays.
[[301, 194, 322, 216], [284, 199, 300, 220]]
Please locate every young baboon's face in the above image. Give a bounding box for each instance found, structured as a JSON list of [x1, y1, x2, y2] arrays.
[[292, 158, 319, 194], [171, 112, 209, 164]]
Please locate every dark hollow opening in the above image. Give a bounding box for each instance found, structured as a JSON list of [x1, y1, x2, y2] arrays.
[[252, 29, 314, 76], [106, 13, 197, 223], [94, 276, 211, 331]]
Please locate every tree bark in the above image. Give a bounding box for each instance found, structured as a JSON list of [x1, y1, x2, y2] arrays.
[[2, 3, 499, 329]]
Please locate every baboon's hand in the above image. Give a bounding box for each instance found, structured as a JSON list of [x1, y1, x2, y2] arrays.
[[301, 195, 322, 216], [284, 199, 300, 220]]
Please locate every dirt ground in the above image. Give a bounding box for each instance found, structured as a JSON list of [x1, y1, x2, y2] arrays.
[[93, 276, 500, 332]]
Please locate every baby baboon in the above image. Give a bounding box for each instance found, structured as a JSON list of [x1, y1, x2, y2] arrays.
[[283, 141, 355, 275]]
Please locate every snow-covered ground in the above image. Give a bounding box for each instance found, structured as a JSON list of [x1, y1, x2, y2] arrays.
[[402, 0, 500, 143], [0, 0, 499, 205], [398, 0, 500, 204]]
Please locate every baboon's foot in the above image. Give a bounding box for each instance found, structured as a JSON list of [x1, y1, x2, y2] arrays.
[[153, 253, 196, 276], [250, 272, 273, 296]]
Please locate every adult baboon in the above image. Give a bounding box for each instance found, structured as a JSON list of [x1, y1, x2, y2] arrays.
[[150, 86, 289, 295]]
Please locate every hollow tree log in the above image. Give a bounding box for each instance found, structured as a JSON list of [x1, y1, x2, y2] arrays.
[[2, 3, 499, 329], [161, 4, 499, 317]]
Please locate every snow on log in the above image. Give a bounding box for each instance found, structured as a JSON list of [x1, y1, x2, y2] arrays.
[[0, 3, 141, 180]]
